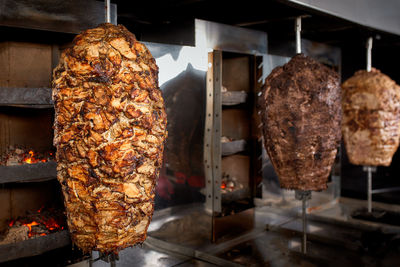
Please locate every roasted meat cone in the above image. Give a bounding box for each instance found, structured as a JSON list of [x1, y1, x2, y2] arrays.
[[342, 68, 400, 166], [52, 23, 167, 253], [260, 54, 341, 191]]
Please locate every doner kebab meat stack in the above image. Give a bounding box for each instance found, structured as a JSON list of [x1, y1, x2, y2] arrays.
[[260, 54, 341, 191], [342, 68, 400, 166], [52, 23, 167, 253]]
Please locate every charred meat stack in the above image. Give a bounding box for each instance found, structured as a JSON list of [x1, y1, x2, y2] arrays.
[[342, 68, 400, 166], [52, 23, 167, 253], [260, 54, 341, 191]]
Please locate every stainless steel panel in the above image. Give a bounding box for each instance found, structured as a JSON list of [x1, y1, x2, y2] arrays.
[[269, 39, 341, 68], [195, 19, 267, 55], [285, 0, 400, 36], [261, 55, 290, 85], [144, 42, 209, 209], [91, 246, 190, 267], [0, 0, 117, 34]]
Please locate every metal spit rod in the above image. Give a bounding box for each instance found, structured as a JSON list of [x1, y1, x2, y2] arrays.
[[366, 37, 373, 72], [363, 166, 376, 213], [295, 190, 311, 254], [302, 196, 307, 253], [295, 17, 301, 54], [368, 167, 372, 213], [294, 15, 310, 254], [105, 0, 111, 23]]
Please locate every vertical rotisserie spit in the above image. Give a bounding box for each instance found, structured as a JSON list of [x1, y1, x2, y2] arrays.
[[342, 68, 400, 166], [52, 23, 167, 253], [260, 54, 341, 191]]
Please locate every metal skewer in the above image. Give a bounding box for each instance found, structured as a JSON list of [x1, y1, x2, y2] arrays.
[[88, 3, 115, 267], [294, 16, 310, 254], [105, 0, 111, 23], [366, 37, 373, 72], [295, 190, 311, 254], [364, 36, 375, 214], [105, 2, 113, 264], [301, 194, 307, 252], [295, 17, 301, 54], [363, 166, 376, 213]]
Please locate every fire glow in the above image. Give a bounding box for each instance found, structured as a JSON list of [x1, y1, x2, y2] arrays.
[[1, 147, 54, 166], [221, 181, 227, 189], [7, 207, 65, 238], [22, 150, 47, 164]]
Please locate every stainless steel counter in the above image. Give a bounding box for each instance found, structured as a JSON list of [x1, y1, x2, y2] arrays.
[[82, 197, 400, 266]]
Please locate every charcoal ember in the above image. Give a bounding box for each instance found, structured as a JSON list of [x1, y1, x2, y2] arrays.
[[260, 54, 341, 191], [52, 24, 167, 253], [342, 68, 400, 166]]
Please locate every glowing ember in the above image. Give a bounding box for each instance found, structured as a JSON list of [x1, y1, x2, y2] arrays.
[[1, 146, 54, 166], [44, 217, 63, 231], [221, 181, 227, 189], [18, 218, 64, 238], [7, 207, 66, 239], [22, 150, 47, 164], [24, 221, 40, 238]]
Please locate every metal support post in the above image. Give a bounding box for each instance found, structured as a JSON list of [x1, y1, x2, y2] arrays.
[[363, 166, 377, 213], [295, 190, 311, 254]]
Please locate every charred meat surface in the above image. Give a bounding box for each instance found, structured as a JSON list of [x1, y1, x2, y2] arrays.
[[342, 68, 400, 166], [260, 54, 341, 191], [52, 23, 167, 253]]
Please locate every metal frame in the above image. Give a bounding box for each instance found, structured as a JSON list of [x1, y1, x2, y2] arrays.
[[0, 230, 70, 263], [0, 87, 53, 107], [211, 51, 222, 214], [202, 21, 268, 216], [204, 50, 223, 214], [0, 161, 56, 184], [204, 53, 214, 212], [195, 19, 267, 55]]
